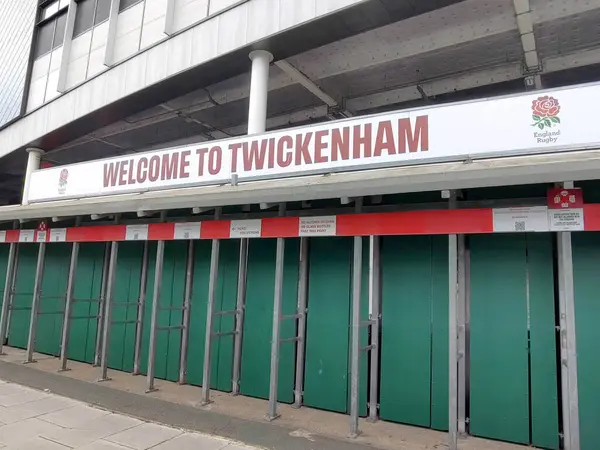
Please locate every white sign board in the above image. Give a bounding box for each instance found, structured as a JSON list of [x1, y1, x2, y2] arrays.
[[549, 209, 585, 231], [0, 231, 6, 243], [299, 216, 337, 236], [125, 224, 149, 241], [174, 222, 201, 240], [19, 230, 35, 242], [27, 84, 600, 202], [49, 228, 67, 242], [493, 207, 550, 233], [230, 220, 262, 238]]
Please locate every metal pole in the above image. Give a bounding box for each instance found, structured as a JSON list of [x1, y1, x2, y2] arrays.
[[98, 241, 119, 381], [232, 238, 249, 394], [367, 235, 381, 422], [5, 240, 20, 344], [58, 239, 80, 371], [293, 237, 309, 408], [179, 240, 195, 384], [24, 242, 46, 363], [457, 234, 467, 435], [201, 208, 222, 405], [448, 233, 459, 450], [0, 243, 17, 355], [146, 240, 165, 393], [349, 234, 363, 437], [94, 243, 111, 366], [133, 241, 150, 375]]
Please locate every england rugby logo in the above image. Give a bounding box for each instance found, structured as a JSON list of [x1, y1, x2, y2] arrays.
[[531, 96, 561, 130], [58, 168, 68, 195]]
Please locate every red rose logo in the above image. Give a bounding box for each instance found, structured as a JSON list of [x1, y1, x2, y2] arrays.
[[531, 96, 561, 130], [58, 168, 68, 194]]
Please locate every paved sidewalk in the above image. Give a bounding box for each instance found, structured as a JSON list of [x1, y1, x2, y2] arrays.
[[0, 379, 258, 450]]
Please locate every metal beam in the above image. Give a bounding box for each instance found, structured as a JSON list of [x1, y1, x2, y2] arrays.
[[293, 236, 309, 408], [98, 241, 119, 381], [231, 238, 248, 394], [133, 241, 150, 374], [24, 242, 47, 363], [146, 240, 165, 392], [178, 240, 194, 384], [367, 235, 381, 422], [0, 243, 17, 355]]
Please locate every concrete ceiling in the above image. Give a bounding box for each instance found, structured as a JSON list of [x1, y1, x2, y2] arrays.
[[1, 0, 600, 204]]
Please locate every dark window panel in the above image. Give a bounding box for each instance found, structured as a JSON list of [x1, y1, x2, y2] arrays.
[[73, 0, 95, 37], [53, 11, 67, 48], [95, 0, 111, 24], [34, 19, 55, 58], [119, 0, 144, 12]]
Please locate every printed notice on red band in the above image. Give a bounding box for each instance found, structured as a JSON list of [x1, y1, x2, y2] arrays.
[[299, 216, 337, 236]]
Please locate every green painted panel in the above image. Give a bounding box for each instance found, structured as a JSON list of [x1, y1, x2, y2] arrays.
[[186, 239, 239, 390], [108, 241, 145, 372], [0, 246, 8, 304], [144, 241, 187, 382], [573, 232, 600, 450], [8, 245, 38, 349], [304, 237, 370, 414], [380, 236, 448, 429], [527, 234, 559, 450], [35, 243, 70, 355], [240, 238, 299, 402], [470, 234, 530, 444], [68, 243, 105, 363]]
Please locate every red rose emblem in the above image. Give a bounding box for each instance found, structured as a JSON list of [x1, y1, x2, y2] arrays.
[[531, 96, 561, 130], [60, 169, 68, 181]]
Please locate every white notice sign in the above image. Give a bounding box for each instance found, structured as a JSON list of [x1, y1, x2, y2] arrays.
[[36, 231, 47, 242], [230, 220, 261, 238], [174, 222, 201, 240], [548, 209, 584, 231], [0, 231, 6, 243], [299, 216, 337, 236], [493, 206, 549, 233], [49, 228, 67, 242], [19, 230, 35, 243], [125, 224, 149, 241]]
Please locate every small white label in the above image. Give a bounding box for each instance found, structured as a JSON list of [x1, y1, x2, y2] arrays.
[[19, 230, 35, 243], [299, 216, 337, 236], [493, 207, 549, 233], [230, 220, 262, 238], [549, 208, 584, 231], [49, 228, 67, 242], [0, 231, 6, 243], [125, 224, 149, 241], [174, 222, 201, 240], [36, 231, 48, 243]]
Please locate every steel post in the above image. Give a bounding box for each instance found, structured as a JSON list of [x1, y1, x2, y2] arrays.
[[58, 240, 80, 371], [232, 238, 249, 394], [349, 233, 363, 437], [98, 241, 119, 381], [24, 243, 46, 363], [5, 241, 20, 344], [201, 208, 222, 405], [0, 243, 17, 354], [293, 237, 309, 408], [448, 233, 459, 450], [457, 234, 467, 435], [146, 240, 165, 392], [367, 235, 381, 422], [94, 243, 111, 366], [178, 240, 195, 384], [133, 241, 150, 375]]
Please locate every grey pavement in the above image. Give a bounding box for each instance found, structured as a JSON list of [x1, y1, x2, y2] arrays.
[[0, 379, 257, 450]]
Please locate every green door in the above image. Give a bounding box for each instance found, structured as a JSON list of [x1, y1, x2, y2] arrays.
[[572, 232, 600, 450], [239, 238, 299, 402], [8, 245, 38, 349], [67, 243, 105, 363], [470, 234, 559, 449], [379, 235, 449, 430], [0, 245, 9, 310], [35, 243, 71, 356], [186, 239, 240, 391], [108, 241, 146, 372], [303, 237, 368, 414]]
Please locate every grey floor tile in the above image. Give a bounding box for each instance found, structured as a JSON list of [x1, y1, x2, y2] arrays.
[[151, 432, 231, 450], [38, 404, 110, 428], [77, 440, 132, 449], [0, 396, 76, 424], [6, 436, 70, 449], [104, 422, 182, 450], [0, 389, 48, 407], [0, 417, 65, 447]]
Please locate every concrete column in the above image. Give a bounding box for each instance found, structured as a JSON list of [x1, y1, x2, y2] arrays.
[[22, 148, 44, 205], [247, 50, 273, 135]]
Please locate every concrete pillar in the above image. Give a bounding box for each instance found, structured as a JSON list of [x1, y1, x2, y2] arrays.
[[22, 148, 44, 205], [247, 50, 273, 135]]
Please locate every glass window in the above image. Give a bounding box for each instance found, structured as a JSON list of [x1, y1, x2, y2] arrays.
[[119, 0, 144, 12], [73, 0, 95, 37], [53, 11, 67, 48], [34, 20, 55, 58], [94, 0, 111, 24], [41, 1, 59, 20]]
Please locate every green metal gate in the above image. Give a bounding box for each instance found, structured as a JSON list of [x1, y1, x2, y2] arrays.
[[8, 245, 39, 349], [303, 237, 368, 415], [186, 239, 240, 391], [470, 234, 559, 449], [0, 245, 9, 310], [572, 232, 600, 450], [240, 238, 299, 402], [379, 235, 449, 430]]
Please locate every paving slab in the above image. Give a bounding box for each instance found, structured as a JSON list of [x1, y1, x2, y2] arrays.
[[104, 422, 183, 449], [151, 432, 231, 450]]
